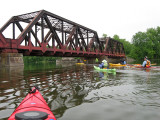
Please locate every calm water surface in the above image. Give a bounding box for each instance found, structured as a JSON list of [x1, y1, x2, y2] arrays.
[[0, 63, 160, 120]]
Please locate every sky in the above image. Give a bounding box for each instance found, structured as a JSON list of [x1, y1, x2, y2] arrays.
[[0, 0, 160, 42]]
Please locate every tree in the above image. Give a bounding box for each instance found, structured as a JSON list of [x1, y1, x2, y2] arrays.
[[113, 34, 132, 56], [131, 27, 160, 60], [102, 34, 107, 38]]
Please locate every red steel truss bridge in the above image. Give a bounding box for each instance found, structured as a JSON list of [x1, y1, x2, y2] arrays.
[[0, 10, 125, 58]]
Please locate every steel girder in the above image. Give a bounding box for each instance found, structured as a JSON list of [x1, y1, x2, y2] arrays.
[[100, 37, 125, 57], [0, 10, 125, 58]]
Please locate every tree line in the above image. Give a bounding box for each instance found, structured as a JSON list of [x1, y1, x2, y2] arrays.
[[104, 26, 160, 60], [23, 56, 59, 63]]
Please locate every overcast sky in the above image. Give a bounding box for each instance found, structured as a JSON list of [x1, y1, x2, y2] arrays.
[[0, 0, 160, 42]]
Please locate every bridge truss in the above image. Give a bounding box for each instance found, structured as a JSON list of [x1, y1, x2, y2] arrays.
[[0, 10, 125, 58]]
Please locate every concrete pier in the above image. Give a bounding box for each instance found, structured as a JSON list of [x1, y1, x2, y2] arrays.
[[55, 56, 129, 66], [99, 56, 122, 63], [0, 53, 24, 67], [83, 56, 123, 64]]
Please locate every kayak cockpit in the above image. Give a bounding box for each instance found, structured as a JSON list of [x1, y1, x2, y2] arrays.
[[15, 111, 48, 120]]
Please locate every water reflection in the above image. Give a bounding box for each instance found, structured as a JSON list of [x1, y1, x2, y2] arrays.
[[1, 63, 160, 120], [0, 63, 120, 119]]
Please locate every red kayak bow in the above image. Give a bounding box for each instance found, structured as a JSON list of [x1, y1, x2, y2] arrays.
[[8, 87, 56, 120]]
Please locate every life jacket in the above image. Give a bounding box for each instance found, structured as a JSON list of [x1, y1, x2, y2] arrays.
[[99, 63, 104, 69], [146, 60, 151, 67]]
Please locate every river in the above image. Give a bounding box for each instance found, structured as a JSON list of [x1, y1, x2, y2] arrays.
[[0, 63, 160, 120]]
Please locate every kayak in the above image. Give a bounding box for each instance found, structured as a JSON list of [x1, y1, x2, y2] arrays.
[[109, 63, 126, 67], [8, 86, 56, 120], [127, 64, 159, 69], [94, 66, 116, 72], [76, 63, 85, 65], [133, 66, 158, 69], [133, 63, 157, 66]]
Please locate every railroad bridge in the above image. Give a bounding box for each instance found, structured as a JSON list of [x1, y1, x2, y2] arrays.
[[0, 10, 125, 66]]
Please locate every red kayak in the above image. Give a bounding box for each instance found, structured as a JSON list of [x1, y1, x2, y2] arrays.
[[127, 64, 159, 69], [133, 66, 158, 69], [8, 86, 56, 120]]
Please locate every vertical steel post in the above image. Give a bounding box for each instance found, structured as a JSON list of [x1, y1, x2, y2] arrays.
[[87, 30, 88, 45], [25, 35, 27, 46], [65, 32, 66, 44], [28, 31, 31, 45], [61, 21, 64, 45], [52, 36, 55, 48], [75, 27, 78, 47], [13, 23, 15, 39], [41, 17, 44, 42], [35, 24, 37, 46]]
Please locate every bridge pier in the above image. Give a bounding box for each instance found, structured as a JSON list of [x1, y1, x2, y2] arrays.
[[99, 56, 122, 63], [82, 57, 124, 64], [98, 56, 125, 64], [0, 53, 24, 67], [82, 57, 96, 64]]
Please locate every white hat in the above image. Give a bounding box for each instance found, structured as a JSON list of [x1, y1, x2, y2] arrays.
[[102, 60, 107, 63]]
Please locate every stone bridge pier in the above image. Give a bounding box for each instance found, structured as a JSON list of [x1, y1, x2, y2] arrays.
[[98, 56, 124, 64], [0, 53, 24, 67], [82, 56, 125, 64]]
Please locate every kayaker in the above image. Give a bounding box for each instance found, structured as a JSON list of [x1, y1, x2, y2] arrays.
[[121, 58, 126, 65], [102, 59, 108, 67], [121, 60, 126, 65], [77, 59, 83, 63], [99, 62, 104, 69], [142, 56, 151, 68]]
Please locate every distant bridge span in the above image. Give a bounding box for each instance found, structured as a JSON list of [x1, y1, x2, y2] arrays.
[[0, 10, 125, 58]]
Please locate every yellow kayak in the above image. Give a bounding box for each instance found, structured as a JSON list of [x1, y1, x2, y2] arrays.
[[76, 63, 85, 65], [109, 63, 126, 67]]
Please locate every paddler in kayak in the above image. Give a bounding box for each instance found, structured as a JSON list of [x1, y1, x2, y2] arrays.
[[102, 59, 108, 67], [142, 56, 151, 68], [99, 59, 108, 69], [121, 58, 127, 65], [99, 61, 104, 69]]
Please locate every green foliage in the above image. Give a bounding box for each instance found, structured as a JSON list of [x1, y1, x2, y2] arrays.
[[113, 34, 133, 56], [113, 34, 119, 40], [103, 26, 160, 60], [102, 33, 107, 38], [131, 26, 160, 60], [75, 57, 81, 59], [23, 56, 59, 63]]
